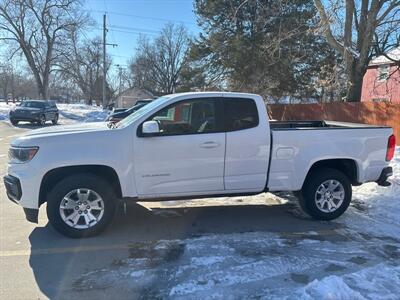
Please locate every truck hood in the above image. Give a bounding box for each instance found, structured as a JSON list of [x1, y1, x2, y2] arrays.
[[11, 122, 111, 146], [23, 122, 108, 137]]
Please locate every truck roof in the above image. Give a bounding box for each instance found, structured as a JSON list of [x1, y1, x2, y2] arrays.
[[166, 91, 261, 99]]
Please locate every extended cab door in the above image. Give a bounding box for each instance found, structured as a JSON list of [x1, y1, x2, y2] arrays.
[[223, 96, 271, 191], [134, 97, 226, 196]]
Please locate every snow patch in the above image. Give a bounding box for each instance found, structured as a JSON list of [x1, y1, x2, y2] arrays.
[[190, 256, 226, 266], [293, 263, 400, 300], [0, 102, 16, 120], [57, 103, 109, 123], [295, 276, 365, 300]]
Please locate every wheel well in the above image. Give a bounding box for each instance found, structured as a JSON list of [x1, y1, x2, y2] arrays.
[[304, 159, 359, 186], [39, 165, 122, 205]]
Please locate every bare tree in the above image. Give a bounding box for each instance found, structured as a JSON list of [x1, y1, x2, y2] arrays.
[[129, 23, 189, 94], [0, 64, 39, 101], [0, 64, 14, 101], [0, 0, 87, 99], [57, 28, 111, 104], [313, 0, 400, 102]]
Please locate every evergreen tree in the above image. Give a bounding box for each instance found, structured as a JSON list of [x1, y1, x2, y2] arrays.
[[191, 0, 336, 101]]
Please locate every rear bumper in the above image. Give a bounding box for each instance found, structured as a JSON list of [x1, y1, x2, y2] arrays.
[[375, 167, 393, 186]]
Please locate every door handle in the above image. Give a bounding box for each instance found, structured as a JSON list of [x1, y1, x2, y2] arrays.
[[200, 141, 220, 148]]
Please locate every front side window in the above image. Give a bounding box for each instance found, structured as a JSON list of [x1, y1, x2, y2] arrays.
[[146, 98, 221, 136], [224, 98, 259, 131]]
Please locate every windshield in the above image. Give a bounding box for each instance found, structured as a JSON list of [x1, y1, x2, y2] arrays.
[[20, 101, 45, 108], [115, 96, 171, 128]]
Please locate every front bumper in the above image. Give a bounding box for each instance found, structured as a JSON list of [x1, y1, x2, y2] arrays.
[[9, 114, 41, 122], [23, 208, 38, 223], [3, 174, 22, 203], [3, 175, 38, 223], [375, 167, 393, 186]]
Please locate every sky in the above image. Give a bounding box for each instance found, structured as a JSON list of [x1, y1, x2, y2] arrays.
[[85, 0, 200, 74]]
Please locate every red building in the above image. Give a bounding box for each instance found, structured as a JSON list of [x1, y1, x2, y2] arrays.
[[361, 48, 400, 103]]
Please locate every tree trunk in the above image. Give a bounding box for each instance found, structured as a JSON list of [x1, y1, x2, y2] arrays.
[[346, 64, 364, 102], [38, 87, 47, 100], [37, 82, 48, 100]]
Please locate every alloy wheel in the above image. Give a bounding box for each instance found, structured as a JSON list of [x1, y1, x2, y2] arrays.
[[59, 188, 105, 229], [314, 179, 345, 213]]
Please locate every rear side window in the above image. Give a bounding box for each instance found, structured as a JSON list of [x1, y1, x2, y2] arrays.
[[224, 98, 259, 131]]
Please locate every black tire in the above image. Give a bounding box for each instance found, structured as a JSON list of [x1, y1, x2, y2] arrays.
[[298, 168, 352, 220], [46, 174, 117, 238], [52, 113, 58, 125], [38, 114, 46, 126], [10, 119, 18, 126]]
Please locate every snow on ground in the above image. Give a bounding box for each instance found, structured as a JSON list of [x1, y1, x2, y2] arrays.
[[342, 149, 400, 240], [0, 102, 108, 124], [57, 103, 109, 124], [72, 149, 400, 299], [0, 102, 16, 121]]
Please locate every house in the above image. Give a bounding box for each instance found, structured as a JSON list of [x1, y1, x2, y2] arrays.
[[113, 87, 154, 108], [361, 48, 400, 103]]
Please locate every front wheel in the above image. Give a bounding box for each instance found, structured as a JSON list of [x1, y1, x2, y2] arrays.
[[10, 119, 18, 126], [38, 114, 46, 126], [46, 174, 117, 238], [298, 168, 352, 220]]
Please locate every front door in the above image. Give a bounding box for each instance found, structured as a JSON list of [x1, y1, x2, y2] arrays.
[[134, 97, 225, 197]]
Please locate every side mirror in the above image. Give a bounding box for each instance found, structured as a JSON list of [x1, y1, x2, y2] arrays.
[[142, 120, 160, 136]]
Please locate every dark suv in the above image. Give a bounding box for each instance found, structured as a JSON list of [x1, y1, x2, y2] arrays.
[[9, 100, 59, 126], [107, 100, 152, 123]]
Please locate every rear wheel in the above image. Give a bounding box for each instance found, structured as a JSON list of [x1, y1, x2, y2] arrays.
[[46, 174, 117, 238], [52, 113, 58, 125], [10, 119, 18, 126], [298, 168, 352, 220]]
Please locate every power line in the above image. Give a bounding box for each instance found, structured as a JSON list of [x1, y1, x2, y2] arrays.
[[108, 25, 160, 34], [110, 54, 131, 59], [86, 9, 197, 26], [95, 26, 159, 36], [106, 11, 126, 66], [107, 28, 157, 36]]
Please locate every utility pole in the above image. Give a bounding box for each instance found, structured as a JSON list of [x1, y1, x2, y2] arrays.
[[102, 13, 118, 108], [116, 64, 124, 95], [102, 14, 107, 108]]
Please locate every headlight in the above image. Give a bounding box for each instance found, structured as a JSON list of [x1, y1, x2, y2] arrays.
[[8, 146, 39, 163]]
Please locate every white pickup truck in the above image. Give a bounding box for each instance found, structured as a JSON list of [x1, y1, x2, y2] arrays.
[[3, 92, 395, 237]]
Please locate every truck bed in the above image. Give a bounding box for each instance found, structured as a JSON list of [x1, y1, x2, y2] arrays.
[[267, 120, 392, 192], [270, 120, 390, 130]]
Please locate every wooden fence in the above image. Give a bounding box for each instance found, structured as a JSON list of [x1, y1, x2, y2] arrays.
[[268, 102, 400, 142]]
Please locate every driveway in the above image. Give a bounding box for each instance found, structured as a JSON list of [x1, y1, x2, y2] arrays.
[[0, 121, 399, 299]]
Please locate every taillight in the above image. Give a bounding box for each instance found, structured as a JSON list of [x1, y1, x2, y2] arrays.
[[386, 134, 396, 161]]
